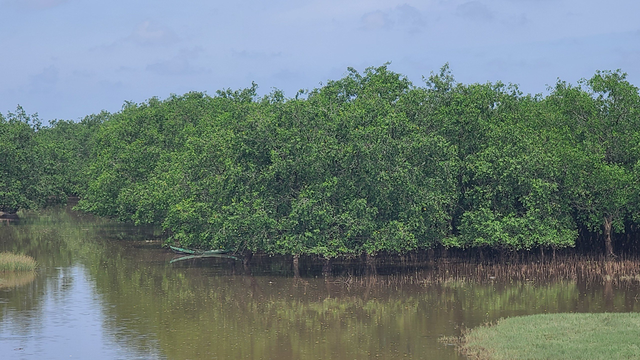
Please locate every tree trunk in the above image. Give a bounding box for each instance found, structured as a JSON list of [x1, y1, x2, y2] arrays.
[[603, 215, 615, 258], [365, 253, 377, 276], [441, 246, 448, 261], [243, 251, 253, 272], [322, 258, 332, 277], [292, 254, 300, 278]]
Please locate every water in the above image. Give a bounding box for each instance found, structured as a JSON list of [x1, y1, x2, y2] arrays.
[[0, 207, 638, 359]]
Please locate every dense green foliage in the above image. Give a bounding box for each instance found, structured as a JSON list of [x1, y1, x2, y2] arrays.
[[0, 107, 65, 212], [0, 107, 105, 212], [3, 65, 639, 257]]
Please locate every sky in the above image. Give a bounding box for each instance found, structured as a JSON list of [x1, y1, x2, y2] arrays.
[[1, 0, 639, 123]]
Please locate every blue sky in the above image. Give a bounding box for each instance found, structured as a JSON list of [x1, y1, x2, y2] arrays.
[[2, 0, 639, 122]]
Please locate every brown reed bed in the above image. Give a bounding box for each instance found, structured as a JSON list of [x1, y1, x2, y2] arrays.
[[328, 254, 640, 289], [445, 255, 640, 286], [0, 252, 37, 272]]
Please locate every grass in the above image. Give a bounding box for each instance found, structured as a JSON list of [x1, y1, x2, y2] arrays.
[[456, 313, 640, 360], [0, 252, 37, 272]]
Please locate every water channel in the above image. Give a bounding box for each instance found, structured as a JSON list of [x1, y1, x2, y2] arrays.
[[1, 206, 639, 359]]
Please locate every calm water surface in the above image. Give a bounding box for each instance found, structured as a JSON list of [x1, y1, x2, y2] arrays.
[[1, 207, 639, 359]]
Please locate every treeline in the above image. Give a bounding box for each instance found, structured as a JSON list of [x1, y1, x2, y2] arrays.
[[2, 65, 639, 258], [0, 107, 105, 213]]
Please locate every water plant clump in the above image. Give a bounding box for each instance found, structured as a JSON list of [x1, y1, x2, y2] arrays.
[[0, 252, 37, 272]]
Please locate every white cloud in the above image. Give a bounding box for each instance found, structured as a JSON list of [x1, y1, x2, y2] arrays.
[[146, 48, 207, 76], [456, 1, 493, 22], [128, 20, 179, 46], [396, 4, 425, 26], [360, 4, 426, 32], [361, 10, 392, 30]]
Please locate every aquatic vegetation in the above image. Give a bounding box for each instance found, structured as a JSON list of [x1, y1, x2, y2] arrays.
[[0, 252, 37, 272]]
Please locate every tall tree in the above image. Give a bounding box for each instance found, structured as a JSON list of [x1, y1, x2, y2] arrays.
[[548, 70, 640, 256]]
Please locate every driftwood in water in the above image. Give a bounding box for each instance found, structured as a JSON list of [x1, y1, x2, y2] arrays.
[[169, 245, 231, 256], [168, 245, 239, 263], [169, 253, 239, 264]]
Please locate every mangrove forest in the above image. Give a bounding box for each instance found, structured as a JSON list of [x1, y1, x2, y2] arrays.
[[2, 64, 640, 260]]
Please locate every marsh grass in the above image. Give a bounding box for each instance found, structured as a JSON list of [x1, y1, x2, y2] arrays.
[[456, 313, 640, 360], [0, 252, 37, 272]]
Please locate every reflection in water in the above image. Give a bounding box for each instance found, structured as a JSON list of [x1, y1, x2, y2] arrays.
[[0, 265, 161, 360], [0, 271, 36, 289], [0, 207, 639, 359]]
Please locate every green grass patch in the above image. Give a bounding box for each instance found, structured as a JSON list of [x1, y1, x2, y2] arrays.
[[0, 252, 37, 272], [457, 313, 640, 360]]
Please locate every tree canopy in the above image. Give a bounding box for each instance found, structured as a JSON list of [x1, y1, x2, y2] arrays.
[[3, 65, 639, 258]]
